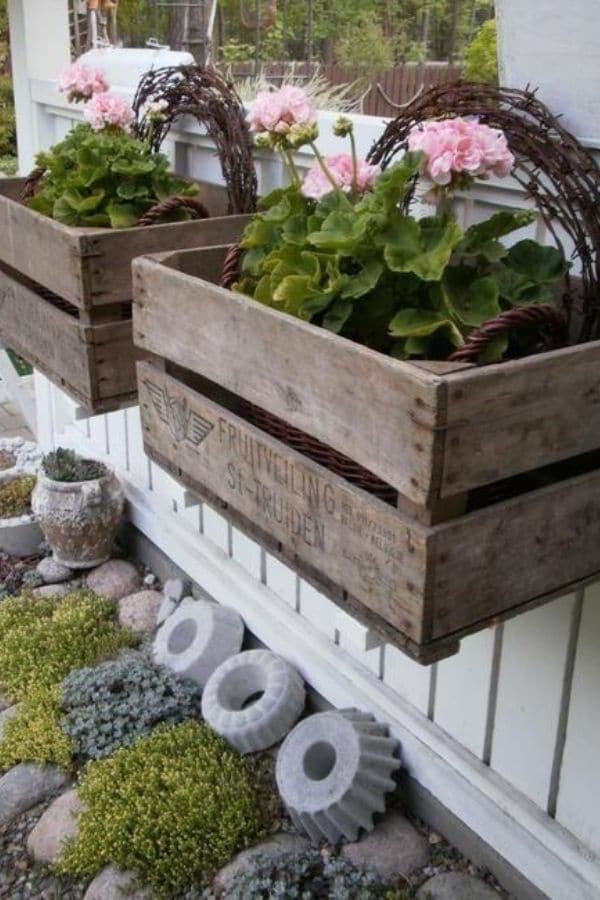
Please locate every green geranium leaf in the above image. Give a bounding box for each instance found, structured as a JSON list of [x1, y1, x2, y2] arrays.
[[389, 308, 452, 337], [413, 216, 464, 281], [477, 334, 509, 363], [458, 210, 536, 261], [52, 196, 81, 226], [506, 240, 570, 283], [322, 298, 353, 333], [241, 218, 279, 249], [383, 217, 422, 270], [273, 275, 331, 319], [282, 213, 309, 246], [308, 210, 367, 253], [340, 260, 384, 299], [63, 189, 105, 214], [262, 196, 292, 223], [442, 266, 501, 326], [241, 247, 269, 277], [111, 158, 156, 177], [106, 202, 138, 229]]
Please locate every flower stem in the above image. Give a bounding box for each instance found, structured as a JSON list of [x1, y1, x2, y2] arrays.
[[349, 131, 359, 193], [309, 142, 342, 194], [281, 147, 301, 188]]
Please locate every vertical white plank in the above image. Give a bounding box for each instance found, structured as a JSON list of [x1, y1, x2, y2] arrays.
[[105, 410, 128, 471], [33, 372, 55, 449], [491, 595, 576, 807], [383, 644, 432, 716], [124, 406, 150, 488], [298, 580, 337, 642], [87, 413, 109, 457], [555, 584, 600, 855], [231, 528, 262, 580], [202, 503, 230, 554], [264, 554, 298, 609], [434, 628, 497, 758]]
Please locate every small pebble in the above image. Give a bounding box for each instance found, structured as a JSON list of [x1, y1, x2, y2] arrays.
[[143, 573, 157, 587]]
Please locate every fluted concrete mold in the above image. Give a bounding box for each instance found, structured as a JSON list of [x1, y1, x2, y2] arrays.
[[276, 708, 400, 844], [202, 649, 306, 753], [152, 598, 244, 689]]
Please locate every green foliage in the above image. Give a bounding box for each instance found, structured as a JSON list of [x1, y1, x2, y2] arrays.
[[61, 653, 201, 760], [227, 849, 406, 898], [237, 161, 569, 361], [42, 448, 107, 483], [0, 75, 15, 159], [28, 124, 198, 228], [0, 685, 73, 772], [0, 475, 36, 518], [334, 16, 394, 74], [57, 720, 270, 895], [0, 590, 138, 703], [464, 18, 498, 83]]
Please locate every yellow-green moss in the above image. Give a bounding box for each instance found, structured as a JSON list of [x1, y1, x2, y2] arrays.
[[0, 685, 73, 771], [0, 475, 35, 518]]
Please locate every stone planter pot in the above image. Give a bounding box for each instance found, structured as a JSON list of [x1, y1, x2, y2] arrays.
[[31, 467, 124, 569]]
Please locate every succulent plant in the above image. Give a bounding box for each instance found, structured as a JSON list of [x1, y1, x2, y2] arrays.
[[41, 448, 107, 483]]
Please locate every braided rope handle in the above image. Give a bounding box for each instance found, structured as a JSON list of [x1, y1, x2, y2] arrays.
[[448, 304, 568, 364], [20, 167, 46, 202], [137, 195, 210, 227], [220, 243, 243, 289]]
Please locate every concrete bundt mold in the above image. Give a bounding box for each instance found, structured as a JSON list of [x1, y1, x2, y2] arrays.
[[201, 649, 306, 753], [152, 598, 244, 689], [275, 708, 400, 844]]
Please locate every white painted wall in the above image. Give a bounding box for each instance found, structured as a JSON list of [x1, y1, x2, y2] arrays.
[[8, 5, 600, 896]]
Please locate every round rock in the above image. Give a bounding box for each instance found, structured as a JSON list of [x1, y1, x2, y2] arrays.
[[83, 866, 153, 899], [213, 832, 311, 896], [118, 590, 163, 634], [341, 810, 430, 879], [36, 556, 73, 585], [0, 763, 71, 826], [416, 872, 501, 899], [32, 583, 73, 599], [86, 559, 141, 600], [26, 788, 85, 864]]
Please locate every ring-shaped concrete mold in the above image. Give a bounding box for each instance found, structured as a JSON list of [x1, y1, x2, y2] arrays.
[[201, 649, 305, 753], [276, 709, 400, 844], [152, 598, 244, 689]]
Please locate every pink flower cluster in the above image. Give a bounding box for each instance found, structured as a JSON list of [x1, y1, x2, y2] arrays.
[[59, 63, 108, 103], [408, 117, 515, 186], [302, 153, 381, 200], [83, 92, 135, 132], [247, 85, 317, 135]]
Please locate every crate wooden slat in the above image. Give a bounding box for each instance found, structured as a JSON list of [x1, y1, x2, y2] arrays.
[[0, 178, 250, 309], [138, 360, 600, 662], [0, 264, 137, 412], [133, 246, 600, 508]]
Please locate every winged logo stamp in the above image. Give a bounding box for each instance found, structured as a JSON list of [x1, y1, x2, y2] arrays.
[[144, 380, 214, 448]]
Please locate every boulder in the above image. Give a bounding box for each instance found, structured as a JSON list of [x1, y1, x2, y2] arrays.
[[213, 832, 311, 896], [86, 560, 141, 600], [36, 556, 73, 584], [416, 872, 501, 899], [26, 788, 85, 863], [118, 590, 163, 634], [341, 810, 430, 880], [32, 583, 72, 599], [83, 866, 153, 899], [0, 763, 71, 826]]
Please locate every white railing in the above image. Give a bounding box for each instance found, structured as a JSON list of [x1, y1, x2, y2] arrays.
[[25, 79, 600, 900]]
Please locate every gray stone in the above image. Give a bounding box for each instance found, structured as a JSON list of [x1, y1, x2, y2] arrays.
[[26, 788, 85, 864], [202, 649, 305, 753], [118, 590, 163, 634], [32, 583, 72, 599], [276, 709, 400, 845], [86, 559, 141, 600], [341, 810, 430, 879], [36, 556, 73, 585], [143, 573, 157, 587], [213, 832, 311, 896], [153, 599, 244, 689], [0, 703, 20, 741], [0, 692, 11, 712], [416, 872, 500, 899], [83, 865, 153, 899], [0, 763, 71, 826], [156, 578, 184, 626]]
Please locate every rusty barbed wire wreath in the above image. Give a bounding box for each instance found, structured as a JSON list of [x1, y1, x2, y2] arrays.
[[132, 65, 257, 215], [368, 80, 600, 348]]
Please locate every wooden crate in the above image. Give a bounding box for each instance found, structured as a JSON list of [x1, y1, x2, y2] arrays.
[[133, 245, 600, 661], [0, 180, 250, 411]]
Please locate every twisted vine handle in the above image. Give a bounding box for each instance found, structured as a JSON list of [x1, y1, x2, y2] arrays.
[[137, 195, 210, 227], [20, 167, 46, 202], [448, 304, 568, 364], [220, 243, 243, 289]]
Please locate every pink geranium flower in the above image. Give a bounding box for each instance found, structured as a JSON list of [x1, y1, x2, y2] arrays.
[[59, 63, 109, 103], [247, 85, 317, 135], [408, 117, 515, 186], [84, 92, 135, 132], [301, 153, 380, 200]]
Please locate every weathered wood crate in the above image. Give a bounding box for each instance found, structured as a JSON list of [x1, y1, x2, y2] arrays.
[[133, 244, 600, 662], [0, 179, 249, 411]]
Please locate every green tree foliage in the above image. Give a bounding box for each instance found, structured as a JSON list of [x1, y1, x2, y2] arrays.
[[464, 18, 498, 83], [0, 0, 16, 159]]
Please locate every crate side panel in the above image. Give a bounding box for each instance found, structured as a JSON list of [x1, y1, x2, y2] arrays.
[[133, 257, 444, 505], [90, 320, 139, 401], [0, 267, 93, 403], [441, 341, 600, 496], [137, 360, 429, 640], [430, 469, 600, 637]]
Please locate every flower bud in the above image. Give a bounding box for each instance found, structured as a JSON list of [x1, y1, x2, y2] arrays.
[[333, 116, 353, 137]]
